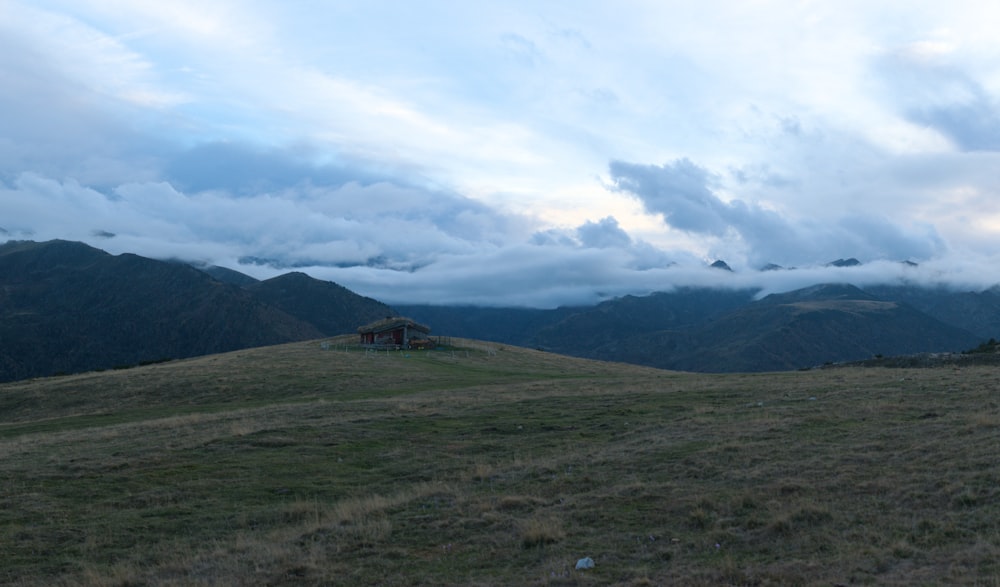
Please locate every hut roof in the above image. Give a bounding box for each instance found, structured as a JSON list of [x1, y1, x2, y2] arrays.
[[357, 317, 431, 335]]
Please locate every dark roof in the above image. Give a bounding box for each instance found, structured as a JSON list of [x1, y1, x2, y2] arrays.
[[357, 317, 431, 335]]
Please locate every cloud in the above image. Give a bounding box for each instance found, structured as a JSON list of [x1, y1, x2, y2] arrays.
[[609, 158, 946, 267], [5, 1, 1000, 310], [576, 216, 632, 248], [922, 103, 1000, 152], [297, 247, 1000, 309], [1, 167, 997, 310], [0, 165, 529, 272], [304, 242, 687, 308], [609, 159, 730, 235], [161, 142, 390, 194], [877, 51, 1000, 151], [0, 5, 208, 194], [501, 33, 543, 66]]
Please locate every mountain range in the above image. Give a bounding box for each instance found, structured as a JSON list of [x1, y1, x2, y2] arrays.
[[0, 239, 993, 382], [0, 240, 392, 382], [400, 283, 983, 372]]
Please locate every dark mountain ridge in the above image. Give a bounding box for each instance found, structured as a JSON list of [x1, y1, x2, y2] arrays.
[[197, 264, 261, 286], [246, 271, 391, 335], [397, 287, 758, 349], [864, 284, 1000, 340], [402, 282, 985, 372], [517, 282, 977, 372], [1, 239, 996, 381], [0, 240, 391, 382]]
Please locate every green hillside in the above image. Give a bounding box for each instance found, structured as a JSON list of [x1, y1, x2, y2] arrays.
[[1, 339, 998, 585]]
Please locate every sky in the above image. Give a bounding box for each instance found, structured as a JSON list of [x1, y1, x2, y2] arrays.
[[3, 1, 1000, 307]]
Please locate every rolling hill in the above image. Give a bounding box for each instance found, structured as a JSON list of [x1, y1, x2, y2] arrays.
[[2, 338, 998, 585]]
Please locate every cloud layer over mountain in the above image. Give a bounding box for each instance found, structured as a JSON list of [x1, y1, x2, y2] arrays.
[[4, 1, 1000, 306]]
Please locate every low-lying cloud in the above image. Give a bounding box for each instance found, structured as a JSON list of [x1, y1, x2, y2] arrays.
[[609, 158, 946, 268], [3, 163, 999, 309]]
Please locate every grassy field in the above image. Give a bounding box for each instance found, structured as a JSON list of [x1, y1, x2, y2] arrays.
[[1, 338, 999, 586]]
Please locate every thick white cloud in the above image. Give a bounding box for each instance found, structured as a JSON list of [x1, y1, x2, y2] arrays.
[[4, 1, 1000, 306]]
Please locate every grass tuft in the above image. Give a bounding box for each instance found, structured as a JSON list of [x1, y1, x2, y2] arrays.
[[520, 515, 565, 548]]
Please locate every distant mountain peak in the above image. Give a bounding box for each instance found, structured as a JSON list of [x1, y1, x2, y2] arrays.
[[710, 260, 733, 271], [246, 271, 392, 334], [266, 271, 314, 283], [827, 258, 861, 267]]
